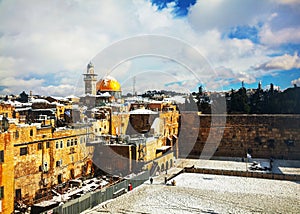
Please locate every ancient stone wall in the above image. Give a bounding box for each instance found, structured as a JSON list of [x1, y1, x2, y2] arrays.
[[178, 114, 300, 160]]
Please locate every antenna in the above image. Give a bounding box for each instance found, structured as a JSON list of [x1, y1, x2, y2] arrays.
[[133, 76, 136, 96]]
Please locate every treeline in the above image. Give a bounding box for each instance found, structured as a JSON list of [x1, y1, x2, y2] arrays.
[[195, 85, 300, 114]]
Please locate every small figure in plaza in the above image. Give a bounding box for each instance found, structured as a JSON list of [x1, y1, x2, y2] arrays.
[[171, 180, 176, 186], [128, 183, 133, 191], [150, 177, 153, 184]]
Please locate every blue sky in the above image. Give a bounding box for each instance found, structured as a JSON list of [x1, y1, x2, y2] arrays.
[[0, 0, 300, 96]]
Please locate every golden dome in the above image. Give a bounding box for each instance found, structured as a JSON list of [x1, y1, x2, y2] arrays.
[[96, 75, 121, 92]]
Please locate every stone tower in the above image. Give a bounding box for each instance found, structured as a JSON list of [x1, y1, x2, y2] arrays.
[[83, 62, 98, 95]]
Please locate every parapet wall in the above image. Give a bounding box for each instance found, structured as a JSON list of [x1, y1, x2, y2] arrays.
[[178, 114, 300, 160]]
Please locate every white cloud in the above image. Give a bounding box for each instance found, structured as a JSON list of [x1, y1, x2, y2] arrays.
[[254, 52, 300, 71], [0, 0, 299, 95], [188, 0, 271, 32], [0, 77, 44, 95], [259, 24, 300, 46], [291, 78, 300, 86], [38, 84, 79, 97]]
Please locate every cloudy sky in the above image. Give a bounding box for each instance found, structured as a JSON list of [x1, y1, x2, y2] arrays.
[[0, 0, 300, 96]]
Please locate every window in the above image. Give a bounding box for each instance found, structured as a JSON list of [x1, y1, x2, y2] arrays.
[[60, 141, 63, 148], [67, 140, 70, 147], [95, 129, 97, 132], [56, 160, 62, 167], [38, 143, 42, 150], [15, 130, 19, 139], [30, 129, 33, 136], [56, 142, 59, 149], [0, 186, 4, 199], [15, 189, 21, 200], [99, 128, 102, 132], [0, 150, 4, 163], [20, 147, 28, 156], [46, 141, 50, 148], [58, 174, 63, 184], [71, 139, 74, 146], [74, 138, 78, 145], [70, 147, 75, 154]]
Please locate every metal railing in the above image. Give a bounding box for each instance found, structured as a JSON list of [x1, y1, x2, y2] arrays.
[[39, 171, 149, 214]]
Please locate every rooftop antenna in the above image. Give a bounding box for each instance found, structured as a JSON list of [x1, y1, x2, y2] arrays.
[[133, 76, 136, 96]]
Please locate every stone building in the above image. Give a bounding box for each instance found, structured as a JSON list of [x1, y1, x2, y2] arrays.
[[0, 126, 14, 214], [91, 100, 180, 176], [0, 71, 181, 212], [0, 101, 106, 212]]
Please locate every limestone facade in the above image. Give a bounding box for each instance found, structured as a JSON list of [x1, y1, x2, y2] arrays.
[[179, 114, 300, 160]]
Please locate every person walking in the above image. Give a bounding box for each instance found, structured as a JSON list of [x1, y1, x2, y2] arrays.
[[150, 177, 153, 184]]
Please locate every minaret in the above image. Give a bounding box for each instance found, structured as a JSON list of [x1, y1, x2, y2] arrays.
[[83, 62, 98, 95], [258, 81, 262, 91]]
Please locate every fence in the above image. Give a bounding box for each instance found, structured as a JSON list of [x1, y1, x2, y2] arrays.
[[38, 170, 150, 214], [184, 167, 300, 181]]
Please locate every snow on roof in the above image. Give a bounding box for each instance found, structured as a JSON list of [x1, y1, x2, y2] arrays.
[[98, 92, 111, 97], [14, 107, 32, 112], [129, 108, 158, 115], [31, 98, 50, 104], [103, 75, 117, 81], [164, 96, 186, 104], [51, 102, 64, 106], [65, 95, 79, 99]]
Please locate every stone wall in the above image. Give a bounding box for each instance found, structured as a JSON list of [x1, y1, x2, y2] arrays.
[[0, 132, 14, 214], [178, 114, 300, 160], [13, 124, 94, 205]]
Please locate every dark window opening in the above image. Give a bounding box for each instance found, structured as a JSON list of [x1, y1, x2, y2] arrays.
[[20, 147, 28, 156], [15, 189, 21, 200], [38, 143, 42, 150], [58, 174, 63, 184], [15, 131, 19, 139], [46, 141, 50, 148], [0, 186, 4, 199], [0, 150, 4, 163], [56, 160, 62, 167], [70, 169, 75, 179], [30, 129, 33, 136]]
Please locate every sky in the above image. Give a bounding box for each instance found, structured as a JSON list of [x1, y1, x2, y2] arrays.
[[0, 0, 300, 96]]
